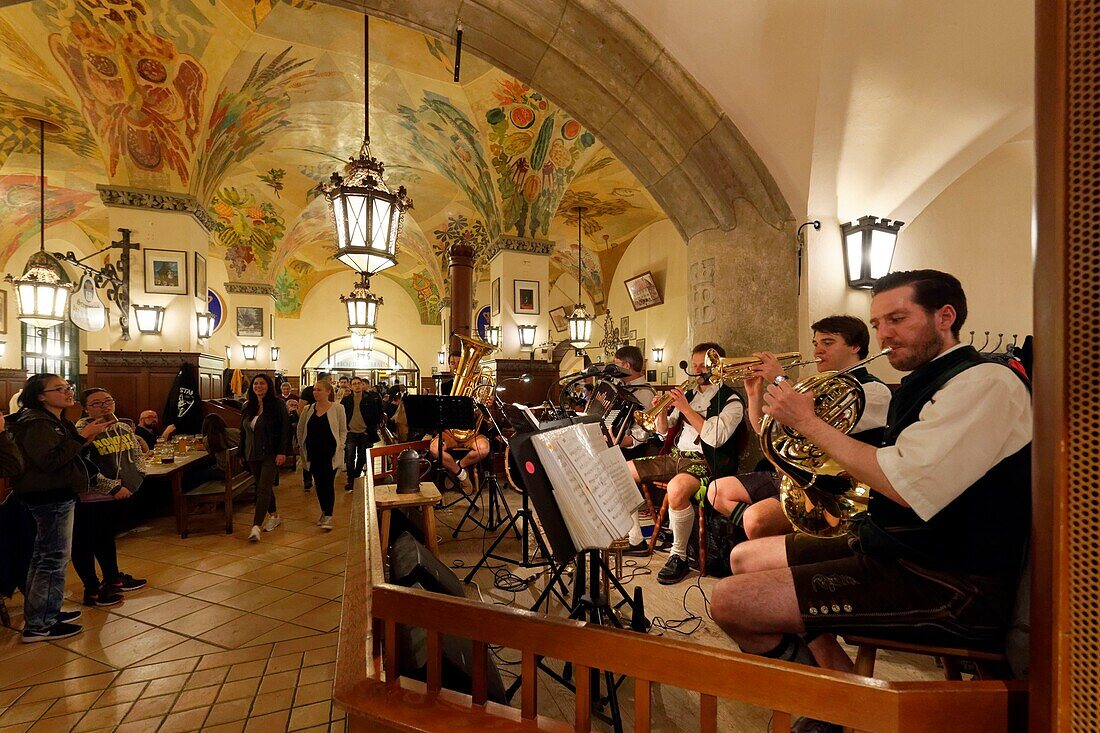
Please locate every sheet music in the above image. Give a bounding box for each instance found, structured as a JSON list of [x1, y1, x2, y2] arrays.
[[513, 403, 543, 430], [531, 422, 638, 549]]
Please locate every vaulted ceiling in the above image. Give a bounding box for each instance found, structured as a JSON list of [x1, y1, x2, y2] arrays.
[[0, 0, 667, 323]]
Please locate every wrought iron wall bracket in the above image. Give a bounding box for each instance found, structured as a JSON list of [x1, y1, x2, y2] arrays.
[[52, 227, 140, 341]]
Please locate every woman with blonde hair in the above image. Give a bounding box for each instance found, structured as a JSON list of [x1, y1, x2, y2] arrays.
[[296, 379, 346, 530]]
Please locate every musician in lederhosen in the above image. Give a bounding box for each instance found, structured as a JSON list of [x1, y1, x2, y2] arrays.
[[705, 316, 892, 542], [710, 271, 1031, 733], [625, 342, 746, 585], [606, 345, 656, 460]]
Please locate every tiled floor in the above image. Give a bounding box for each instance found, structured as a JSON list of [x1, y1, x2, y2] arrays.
[[0, 471, 351, 733]]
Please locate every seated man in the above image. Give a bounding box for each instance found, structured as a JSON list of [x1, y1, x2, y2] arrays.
[[607, 345, 656, 461], [626, 342, 745, 585], [428, 352, 491, 492], [135, 410, 159, 450], [706, 315, 892, 541], [710, 270, 1031, 733]]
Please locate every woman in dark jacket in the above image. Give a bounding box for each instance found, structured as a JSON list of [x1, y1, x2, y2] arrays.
[[240, 374, 291, 542], [10, 373, 110, 642]]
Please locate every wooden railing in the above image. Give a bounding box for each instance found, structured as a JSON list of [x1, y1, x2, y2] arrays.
[[334, 460, 1027, 732]]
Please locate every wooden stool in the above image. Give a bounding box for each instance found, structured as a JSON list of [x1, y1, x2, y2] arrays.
[[376, 481, 443, 556], [843, 634, 1011, 680]]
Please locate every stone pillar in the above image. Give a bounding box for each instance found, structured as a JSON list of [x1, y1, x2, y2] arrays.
[[486, 235, 554, 358], [686, 201, 799, 356], [447, 243, 475, 352]]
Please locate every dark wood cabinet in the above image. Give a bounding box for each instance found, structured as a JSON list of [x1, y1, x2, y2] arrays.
[[85, 351, 226, 423]]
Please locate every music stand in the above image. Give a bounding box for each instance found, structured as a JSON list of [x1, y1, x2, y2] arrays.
[[449, 403, 515, 536], [402, 395, 476, 499]]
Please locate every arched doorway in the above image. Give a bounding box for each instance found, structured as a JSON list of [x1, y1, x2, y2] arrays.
[[301, 336, 421, 393]]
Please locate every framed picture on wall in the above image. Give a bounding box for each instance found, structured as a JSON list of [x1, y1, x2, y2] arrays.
[[660, 372, 669, 385], [0, 290, 6, 334], [647, 369, 657, 382], [491, 278, 501, 316], [549, 306, 567, 332], [636, 338, 646, 357], [236, 306, 264, 337], [620, 316, 629, 335], [144, 249, 188, 295], [624, 270, 663, 311], [514, 279, 540, 315], [194, 253, 207, 301]]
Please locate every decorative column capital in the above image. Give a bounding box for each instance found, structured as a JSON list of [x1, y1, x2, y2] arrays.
[[97, 185, 222, 233], [485, 235, 555, 261]]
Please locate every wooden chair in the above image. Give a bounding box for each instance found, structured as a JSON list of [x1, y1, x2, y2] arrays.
[[368, 440, 431, 485], [643, 481, 709, 575], [179, 447, 253, 538], [843, 634, 1012, 681]]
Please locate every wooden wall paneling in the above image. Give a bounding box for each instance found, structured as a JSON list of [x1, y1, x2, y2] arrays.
[[489, 358, 558, 407], [0, 369, 27, 413]]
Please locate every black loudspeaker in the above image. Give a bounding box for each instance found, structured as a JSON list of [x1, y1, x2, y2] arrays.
[[389, 532, 507, 703]]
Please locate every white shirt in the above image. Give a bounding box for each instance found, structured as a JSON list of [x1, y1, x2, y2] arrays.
[[623, 376, 656, 444], [670, 383, 744, 452], [875, 347, 1032, 521], [855, 380, 892, 433]]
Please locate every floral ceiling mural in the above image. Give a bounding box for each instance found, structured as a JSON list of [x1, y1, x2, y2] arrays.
[[0, 0, 666, 323]]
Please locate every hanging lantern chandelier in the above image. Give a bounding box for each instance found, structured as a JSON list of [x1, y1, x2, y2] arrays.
[[566, 206, 593, 352], [6, 119, 74, 329], [351, 328, 374, 352], [321, 15, 412, 275], [340, 271, 382, 331]]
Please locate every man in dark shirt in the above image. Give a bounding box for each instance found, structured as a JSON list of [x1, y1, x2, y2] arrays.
[[341, 377, 380, 491]]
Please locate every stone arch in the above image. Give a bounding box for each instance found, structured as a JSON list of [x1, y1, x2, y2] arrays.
[[315, 0, 791, 241]]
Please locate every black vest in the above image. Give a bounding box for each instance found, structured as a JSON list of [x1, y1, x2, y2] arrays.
[[857, 346, 1030, 577], [686, 384, 745, 480], [849, 367, 887, 446]]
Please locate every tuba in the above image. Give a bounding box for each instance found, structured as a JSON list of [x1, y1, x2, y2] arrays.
[[446, 334, 496, 443], [759, 349, 891, 537]]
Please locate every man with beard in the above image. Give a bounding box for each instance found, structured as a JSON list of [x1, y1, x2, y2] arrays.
[[709, 270, 1031, 733]]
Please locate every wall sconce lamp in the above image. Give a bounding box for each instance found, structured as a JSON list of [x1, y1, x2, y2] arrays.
[[242, 344, 258, 360], [0, 341, 6, 358], [196, 311, 215, 340], [651, 347, 664, 364], [485, 324, 501, 349], [132, 304, 165, 335], [225, 346, 231, 361], [437, 349, 447, 365], [518, 324, 537, 349], [841, 216, 903, 289], [270, 346, 280, 362]]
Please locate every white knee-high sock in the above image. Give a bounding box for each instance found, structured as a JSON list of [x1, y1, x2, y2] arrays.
[[627, 512, 643, 545], [669, 506, 696, 559]]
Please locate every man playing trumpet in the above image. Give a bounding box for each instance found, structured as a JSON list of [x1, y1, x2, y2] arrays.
[[704, 316, 893, 542], [625, 342, 745, 585]]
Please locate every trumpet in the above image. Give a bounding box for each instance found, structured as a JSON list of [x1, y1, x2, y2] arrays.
[[705, 350, 819, 385], [634, 376, 700, 433]]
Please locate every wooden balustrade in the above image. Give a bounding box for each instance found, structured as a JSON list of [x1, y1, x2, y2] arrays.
[[334, 468, 1027, 732]]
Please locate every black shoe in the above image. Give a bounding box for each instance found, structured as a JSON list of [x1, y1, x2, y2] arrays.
[[108, 573, 147, 592], [22, 621, 83, 643], [790, 717, 843, 733], [83, 586, 123, 607], [657, 555, 692, 585], [303, 482, 313, 492], [623, 539, 651, 557], [57, 610, 81, 623]]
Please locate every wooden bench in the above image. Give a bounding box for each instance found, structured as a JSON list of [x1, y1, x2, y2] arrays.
[[179, 447, 253, 538]]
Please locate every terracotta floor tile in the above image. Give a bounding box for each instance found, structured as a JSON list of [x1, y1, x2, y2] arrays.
[[214, 677, 261, 704], [295, 726, 329, 733], [199, 615, 282, 649], [204, 697, 251, 726], [54, 616, 157, 655], [164, 604, 245, 636], [245, 623, 319, 648], [136, 638, 225, 665], [0, 689, 25, 709], [143, 565, 199, 587], [310, 556, 348, 575], [253, 593, 326, 622], [268, 571, 332, 593], [0, 646, 82, 690], [0, 701, 51, 726], [28, 711, 83, 732], [298, 663, 335, 686], [105, 590, 183, 617], [191, 579, 261, 604], [264, 652, 303, 675], [255, 670, 298, 695], [275, 633, 338, 658], [91, 681, 146, 708], [0, 723, 32, 733], [170, 684, 220, 713], [130, 595, 209, 626], [224, 660, 267, 682], [236, 564, 297, 585], [93, 628, 192, 668], [122, 693, 176, 722], [279, 551, 333, 571], [71, 701, 132, 732], [43, 690, 102, 719], [138, 675, 189, 700], [250, 688, 294, 717], [194, 646, 271, 671], [157, 706, 208, 733], [181, 666, 230, 691], [331, 718, 346, 732], [208, 559, 270, 579], [301, 575, 345, 600], [156, 572, 229, 596], [292, 680, 332, 708], [14, 657, 117, 690], [182, 554, 242, 573], [19, 672, 116, 704], [242, 710, 290, 733], [287, 701, 331, 731], [113, 717, 163, 733], [114, 658, 198, 687], [290, 601, 343, 632], [203, 721, 246, 733], [219, 587, 293, 613]]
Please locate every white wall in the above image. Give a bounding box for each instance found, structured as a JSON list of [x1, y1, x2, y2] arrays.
[[801, 139, 1034, 381]]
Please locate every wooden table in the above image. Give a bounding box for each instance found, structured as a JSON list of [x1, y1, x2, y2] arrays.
[[145, 450, 210, 538], [375, 481, 442, 556]]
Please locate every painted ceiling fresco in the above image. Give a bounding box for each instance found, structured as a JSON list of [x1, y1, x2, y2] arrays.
[[0, 0, 667, 322]]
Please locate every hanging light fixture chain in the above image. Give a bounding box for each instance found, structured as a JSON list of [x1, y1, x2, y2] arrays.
[[363, 13, 370, 145], [576, 207, 582, 304], [39, 119, 45, 253]]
